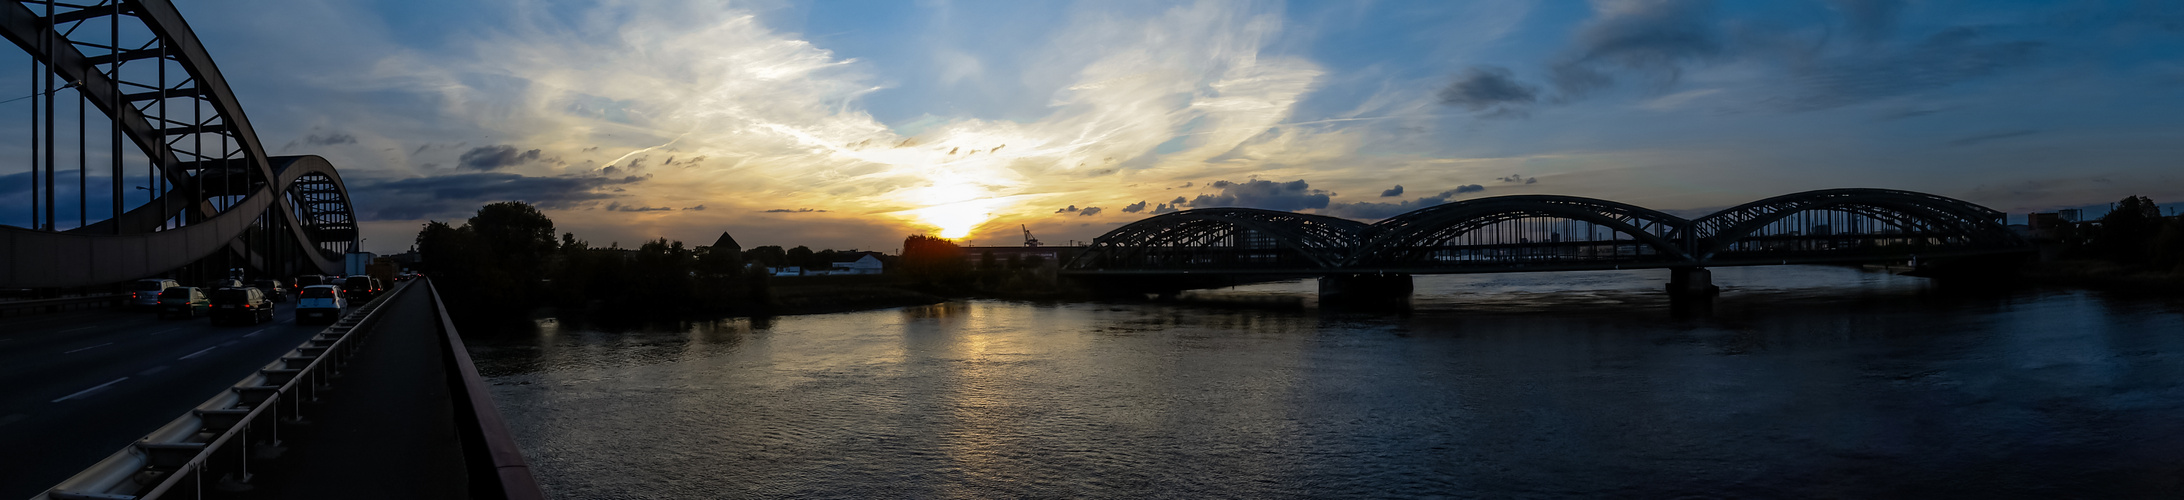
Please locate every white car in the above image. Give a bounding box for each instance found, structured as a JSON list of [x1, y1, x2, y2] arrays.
[[295, 285, 347, 324], [129, 279, 180, 309]]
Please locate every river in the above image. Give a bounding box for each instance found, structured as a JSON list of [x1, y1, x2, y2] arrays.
[[468, 265, 2184, 498]]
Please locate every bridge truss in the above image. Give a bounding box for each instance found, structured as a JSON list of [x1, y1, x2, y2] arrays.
[[0, 0, 360, 288], [1065, 188, 2027, 278]]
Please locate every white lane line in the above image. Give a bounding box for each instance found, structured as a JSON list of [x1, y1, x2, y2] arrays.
[[147, 328, 180, 336], [136, 365, 169, 377], [241, 328, 267, 338], [52, 377, 128, 402], [62, 342, 114, 354], [178, 346, 217, 360]]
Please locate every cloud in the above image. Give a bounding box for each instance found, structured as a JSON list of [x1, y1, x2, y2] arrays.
[[346, 171, 651, 220], [457, 145, 543, 171], [1320, 186, 1488, 219], [605, 202, 673, 212], [1055, 205, 1080, 213], [1182, 179, 1331, 211], [1151, 203, 1183, 215], [682, 205, 706, 211], [1079, 207, 1103, 216], [1550, 0, 1722, 97], [1497, 174, 1537, 184], [1439, 66, 1540, 117], [1777, 27, 2042, 111], [1380, 185, 1405, 197], [1949, 129, 2038, 147], [1830, 0, 1906, 41], [1121, 200, 1149, 213], [762, 208, 829, 213]]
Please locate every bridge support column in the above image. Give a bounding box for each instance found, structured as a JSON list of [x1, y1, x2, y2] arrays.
[[1667, 267, 1717, 316], [1318, 274, 1412, 307]]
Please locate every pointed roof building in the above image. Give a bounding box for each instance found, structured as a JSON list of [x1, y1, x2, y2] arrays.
[[711, 232, 742, 252]]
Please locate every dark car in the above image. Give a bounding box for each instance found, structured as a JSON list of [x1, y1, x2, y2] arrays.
[[209, 287, 275, 325], [157, 286, 209, 319], [341, 275, 377, 302], [251, 279, 287, 301], [293, 274, 326, 295]]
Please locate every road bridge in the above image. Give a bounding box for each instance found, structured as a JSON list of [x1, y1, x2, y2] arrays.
[[1064, 189, 2030, 303]]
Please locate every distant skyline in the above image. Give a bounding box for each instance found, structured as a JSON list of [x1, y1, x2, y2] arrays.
[[158, 1, 2184, 253]]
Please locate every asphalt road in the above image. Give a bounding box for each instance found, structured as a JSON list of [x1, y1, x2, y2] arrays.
[[0, 293, 360, 499]]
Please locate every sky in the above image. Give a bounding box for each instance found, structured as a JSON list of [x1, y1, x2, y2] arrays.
[[16, 0, 2183, 254]]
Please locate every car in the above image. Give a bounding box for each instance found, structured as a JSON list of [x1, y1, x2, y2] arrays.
[[207, 278, 245, 290], [293, 275, 326, 295], [209, 287, 275, 325], [295, 285, 346, 324], [251, 279, 287, 301], [342, 275, 378, 302], [130, 278, 180, 309], [156, 286, 209, 319]]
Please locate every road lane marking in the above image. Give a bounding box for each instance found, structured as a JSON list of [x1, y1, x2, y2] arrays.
[[147, 328, 179, 336], [137, 365, 169, 377], [179, 346, 217, 360], [52, 377, 128, 402], [242, 328, 267, 338], [62, 342, 114, 354], [219, 340, 237, 347]]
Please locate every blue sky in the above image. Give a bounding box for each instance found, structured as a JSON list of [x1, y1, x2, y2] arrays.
[[10, 0, 2177, 253]]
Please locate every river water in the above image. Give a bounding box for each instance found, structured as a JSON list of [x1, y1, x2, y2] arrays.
[[469, 266, 2184, 498]]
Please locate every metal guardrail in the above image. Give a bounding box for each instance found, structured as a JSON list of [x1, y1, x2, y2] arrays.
[[0, 294, 124, 317], [424, 279, 546, 500], [34, 283, 411, 500]]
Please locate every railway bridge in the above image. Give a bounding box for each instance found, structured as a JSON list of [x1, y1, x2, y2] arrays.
[[1063, 189, 2031, 303]]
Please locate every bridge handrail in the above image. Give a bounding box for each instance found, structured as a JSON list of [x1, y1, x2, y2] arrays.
[[0, 294, 123, 317], [423, 279, 546, 500], [36, 283, 411, 500]]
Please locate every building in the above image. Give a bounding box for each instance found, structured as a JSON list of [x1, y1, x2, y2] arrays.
[[711, 232, 742, 253], [831, 254, 884, 275]]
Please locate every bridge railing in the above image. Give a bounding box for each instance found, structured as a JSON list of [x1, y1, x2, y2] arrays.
[[36, 282, 411, 500], [423, 279, 546, 500]]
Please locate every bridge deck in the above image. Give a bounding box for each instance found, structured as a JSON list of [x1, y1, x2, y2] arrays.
[[0, 285, 470, 499]]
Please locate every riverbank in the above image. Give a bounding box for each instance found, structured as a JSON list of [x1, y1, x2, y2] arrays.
[[765, 275, 947, 315]]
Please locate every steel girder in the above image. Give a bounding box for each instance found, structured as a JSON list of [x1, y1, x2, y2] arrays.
[[0, 1, 360, 287], [1349, 195, 1694, 267], [1687, 188, 2017, 260], [1065, 208, 1370, 270], [1068, 189, 2026, 275]]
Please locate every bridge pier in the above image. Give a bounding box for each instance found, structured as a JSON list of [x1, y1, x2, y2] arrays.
[[1667, 267, 1717, 316], [1318, 273, 1412, 307]]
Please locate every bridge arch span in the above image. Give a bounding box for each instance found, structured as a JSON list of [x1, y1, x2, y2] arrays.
[[1064, 208, 1369, 271], [1689, 188, 2019, 261], [1348, 195, 1694, 269], [0, 1, 360, 287]]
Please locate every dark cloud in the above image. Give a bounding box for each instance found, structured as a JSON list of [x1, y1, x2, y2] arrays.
[[1055, 205, 1080, 213], [1151, 203, 1183, 215], [1182, 179, 1331, 211], [457, 145, 543, 171], [683, 205, 706, 211], [604, 202, 672, 212], [1079, 207, 1103, 217], [304, 133, 356, 146], [1122, 201, 1149, 213], [1381, 185, 1405, 197], [346, 171, 650, 221], [1439, 66, 1540, 117], [1320, 186, 1488, 219], [1779, 27, 2042, 111], [1497, 174, 1537, 184], [1551, 0, 1721, 97], [763, 208, 828, 213], [1949, 129, 2038, 147]]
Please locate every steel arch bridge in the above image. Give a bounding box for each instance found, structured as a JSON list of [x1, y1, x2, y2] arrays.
[[0, 0, 359, 288], [1063, 188, 2028, 282]]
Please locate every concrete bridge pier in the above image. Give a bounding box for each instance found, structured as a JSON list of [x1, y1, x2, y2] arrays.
[[1319, 273, 1413, 307], [1667, 267, 1718, 316]]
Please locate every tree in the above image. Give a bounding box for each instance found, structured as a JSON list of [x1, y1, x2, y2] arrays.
[[900, 234, 970, 285], [2097, 196, 2162, 264], [787, 246, 815, 269], [743, 245, 787, 267]]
